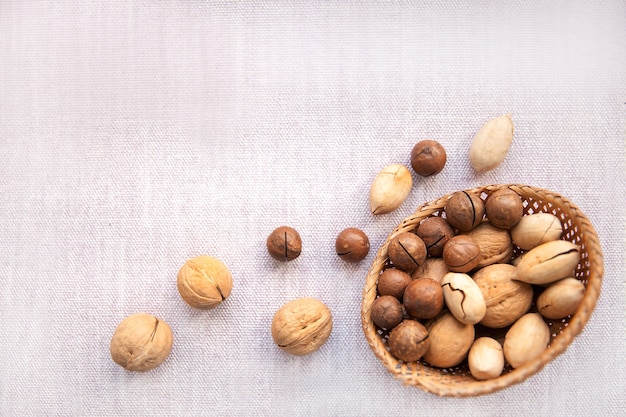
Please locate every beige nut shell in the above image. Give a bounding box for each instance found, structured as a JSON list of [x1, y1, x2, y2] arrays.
[[110, 313, 173, 372], [468, 337, 505, 380], [369, 164, 413, 215], [537, 278, 585, 319], [503, 313, 550, 369], [424, 311, 475, 368], [177, 255, 233, 309], [469, 114, 514, 172], [271, 297, 333, 356]]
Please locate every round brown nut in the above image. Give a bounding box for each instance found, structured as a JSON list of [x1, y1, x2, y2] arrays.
[[442, 235, 481, 273], [177, 255, 233, 309], [110, 313, 173, 372], [271, 298, 333, 356], [473, 264, 533, 328], [267, 226, 302, 261], [403, 278, 444, 320], [416, 217, 455, 257], [410, 140, 447, 177], [335, 227, 370, 263], [444, 190, 485, 232], [388, 232, 427, 273], [377, 268, 412, 300], [371, 295, 404, 329], [387, 320, 430, 362], [485, 188, 524, 229]]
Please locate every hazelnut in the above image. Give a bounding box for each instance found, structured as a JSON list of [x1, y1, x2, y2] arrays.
[[335, 227, 370, 263], [388, 232, 427, 273], [410, 140, 447, 176], [177, 255, 233, 310], [377, 268, 412, 299], [267, 226, 302, 261], [416, 216, 455, 257], [403, 278, 444, 320], [442, 235, 481, 273], [271, 298, 333, 356], [110, 313, 173, 372], [387, 320, 430, 362], [485, 188, 524, 229], [444, 190, 485, 232], [371, 295, 403, 329]]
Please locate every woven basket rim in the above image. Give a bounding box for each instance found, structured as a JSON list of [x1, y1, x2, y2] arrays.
[[360, 184, 604, 397]]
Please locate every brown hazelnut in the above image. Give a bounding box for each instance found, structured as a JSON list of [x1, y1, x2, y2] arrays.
[[267, 226, 302, 261], [387, 320, 430, 362], [442, 235, 481, 273], [444, 190, 485, 232], [388, 232, 427, 273], [371, 295, 404, 329], [416, 216, 455, 257], [485, 188, 524, 229], [377, 268, 412, 299], [410, 140, 447, 176], [335, 227, 370, 263], [403, 278, 444, 320], [110, 313, 173, 372]]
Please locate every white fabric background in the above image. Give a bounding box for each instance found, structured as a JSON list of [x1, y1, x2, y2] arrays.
[[1, 1, 625, 415]]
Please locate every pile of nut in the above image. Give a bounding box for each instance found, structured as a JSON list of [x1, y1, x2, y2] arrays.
[[371, 187, 585, 380]]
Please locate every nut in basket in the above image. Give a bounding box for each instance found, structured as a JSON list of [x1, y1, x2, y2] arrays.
[[361, 184, 603, 397]]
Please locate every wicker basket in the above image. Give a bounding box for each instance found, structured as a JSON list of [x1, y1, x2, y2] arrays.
[[361, 184, 604, 397]]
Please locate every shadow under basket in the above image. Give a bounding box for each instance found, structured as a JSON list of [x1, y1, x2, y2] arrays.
[[360, 184, 604, 397]]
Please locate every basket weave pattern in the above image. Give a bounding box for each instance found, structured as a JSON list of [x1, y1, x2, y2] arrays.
[[361, 184, 604, 397]]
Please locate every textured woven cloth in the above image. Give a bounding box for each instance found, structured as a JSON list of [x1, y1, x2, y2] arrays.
[[1, 1, 625, 415]]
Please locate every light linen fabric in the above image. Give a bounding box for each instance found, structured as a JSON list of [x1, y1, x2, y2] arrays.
[[1, 1, 624, 415]]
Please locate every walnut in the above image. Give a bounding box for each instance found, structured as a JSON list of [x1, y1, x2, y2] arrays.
[[177, 255, 233, 309], [271, 298, 333, 356], [110, 313, 173, 372]]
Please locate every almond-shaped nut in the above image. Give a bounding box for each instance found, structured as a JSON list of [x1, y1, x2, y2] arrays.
[[473, 264, 533, 328], [468, 337, 504, 380], [469, 114, 514, 172], [537, 277, 585, 319], [369, 164, 413, 215], [511, 213, 563, 250], [503, 313, 550, 368], [441, 272, 487, 325], [515, 240, 580, 285], [467, 221, 513, 268], [424, 311, 475, 368]]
